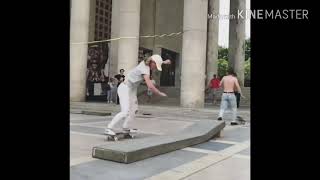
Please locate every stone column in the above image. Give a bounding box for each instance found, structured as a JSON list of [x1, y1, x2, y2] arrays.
[[228, 0, 246, 85], [117, 0, 141, 75], [181, 0, 208, 108], [70, 0, 91, 101], [206, 0, 219, 84], [110, 0, 120, 76]]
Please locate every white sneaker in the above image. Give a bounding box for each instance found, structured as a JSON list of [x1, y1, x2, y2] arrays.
[[105, 128, 116, 135]]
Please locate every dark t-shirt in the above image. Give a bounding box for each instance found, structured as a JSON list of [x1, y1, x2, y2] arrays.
[[114, 74, 125, 87]]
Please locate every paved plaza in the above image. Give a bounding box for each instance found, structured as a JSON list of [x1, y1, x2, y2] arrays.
[[70, 102, 250, 180]]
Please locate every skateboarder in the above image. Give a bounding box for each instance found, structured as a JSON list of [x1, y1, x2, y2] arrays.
[[105, 55, 171, 136]]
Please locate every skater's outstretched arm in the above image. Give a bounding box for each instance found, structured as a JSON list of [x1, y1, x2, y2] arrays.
[[143, 75, 167, 97], [163, 59, 171, 65]]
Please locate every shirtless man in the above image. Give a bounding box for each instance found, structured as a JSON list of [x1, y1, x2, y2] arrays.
[[217, 68, 244, 125]]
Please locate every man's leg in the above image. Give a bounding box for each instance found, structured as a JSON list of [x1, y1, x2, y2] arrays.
[[230, 94, 238, 125], [116, 85, 120, 104], [212, 89, 216, 105], [106, 84, 129, 134], [123, 87, 138, 130], [235, 92, 242, 120], [107, 90, 111, 102], [110, 90, 114, 103], [218, 94, 227, 120]]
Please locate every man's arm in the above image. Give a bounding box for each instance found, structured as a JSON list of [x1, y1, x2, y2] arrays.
[[234, 78, 245, 97], [143, 75, 166, 96], [163, 59, 171, 65]]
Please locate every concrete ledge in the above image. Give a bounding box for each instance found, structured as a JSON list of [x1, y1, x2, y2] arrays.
[[82, 111, 111, 116], [92, 120, 225, 163]]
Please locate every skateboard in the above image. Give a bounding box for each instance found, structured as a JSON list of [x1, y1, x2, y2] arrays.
[[105, 129, 137, 141], [236, 116, 246, 125]]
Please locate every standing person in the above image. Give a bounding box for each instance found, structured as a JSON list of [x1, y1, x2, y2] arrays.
[[105, 55, 171, 135], [217, 68, 244, 125], [206, 74, 221, 105], [114, 69, 125, 104]]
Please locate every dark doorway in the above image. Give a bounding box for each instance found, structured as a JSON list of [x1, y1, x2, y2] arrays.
[[160, 48, 177, 86]]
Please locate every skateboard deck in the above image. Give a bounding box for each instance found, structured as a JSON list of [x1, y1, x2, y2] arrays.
[[232, 116, 246, 125], [105, 130, 137, 141]]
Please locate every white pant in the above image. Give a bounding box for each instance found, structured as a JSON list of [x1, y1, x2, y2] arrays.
[[107, 83, 138, 129]]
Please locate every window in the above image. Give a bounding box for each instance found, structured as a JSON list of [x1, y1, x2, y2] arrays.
[[99, 32, 102, 37], [99, 9, 103, 15], [99, 25, 103, 30], [100, 2, 104, 7], [99, 17, 103, 22]]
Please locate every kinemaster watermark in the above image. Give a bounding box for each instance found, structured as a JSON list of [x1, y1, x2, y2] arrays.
[[208, 9, 309, 20]]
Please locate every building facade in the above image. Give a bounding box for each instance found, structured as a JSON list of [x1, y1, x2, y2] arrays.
[[70, 0, 246, 108]]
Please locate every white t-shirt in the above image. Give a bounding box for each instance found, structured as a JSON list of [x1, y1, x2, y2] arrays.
[[127, 61, 150, 88]]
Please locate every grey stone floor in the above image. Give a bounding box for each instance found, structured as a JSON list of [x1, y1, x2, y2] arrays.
[[70, 104, 250, 180]]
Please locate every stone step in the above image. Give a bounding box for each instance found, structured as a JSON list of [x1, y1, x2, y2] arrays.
[[92, 120, 225, 163]]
